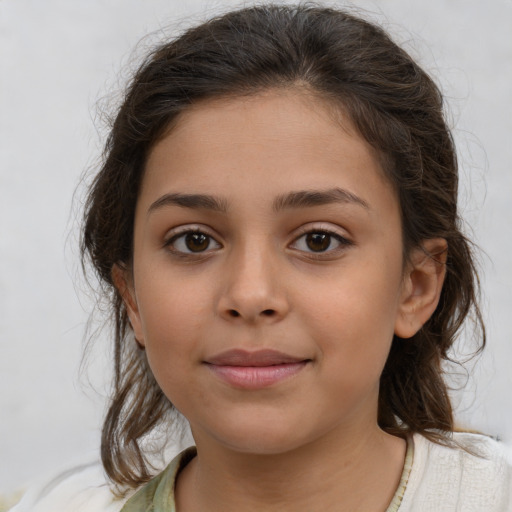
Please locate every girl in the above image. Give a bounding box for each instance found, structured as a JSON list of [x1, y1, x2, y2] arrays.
[[11, 3, 511, 511]]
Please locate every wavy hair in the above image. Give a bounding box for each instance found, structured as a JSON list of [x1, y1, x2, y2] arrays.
[[81, 3, 485, 491]]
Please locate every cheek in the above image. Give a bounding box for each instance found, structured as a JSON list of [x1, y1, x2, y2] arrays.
[[135, 273, 211, 388], [137, 266, 211, 337], [299, 261, 402, 378]]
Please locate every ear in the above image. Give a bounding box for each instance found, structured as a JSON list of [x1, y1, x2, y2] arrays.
[[394, 238, 447, 339], [112, 264, 145, 347]]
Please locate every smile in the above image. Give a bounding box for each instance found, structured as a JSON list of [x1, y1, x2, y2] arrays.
[[204, 349, 310, 389]]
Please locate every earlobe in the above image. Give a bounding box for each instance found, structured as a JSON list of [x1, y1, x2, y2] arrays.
[[112, 264, 145, 347], [394, 238, 447, 339]]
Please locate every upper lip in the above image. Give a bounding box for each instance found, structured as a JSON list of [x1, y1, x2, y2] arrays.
[[205, 349, 308, 367]]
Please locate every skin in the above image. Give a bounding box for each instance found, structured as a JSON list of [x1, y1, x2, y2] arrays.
[[116, 89, 446, 511]]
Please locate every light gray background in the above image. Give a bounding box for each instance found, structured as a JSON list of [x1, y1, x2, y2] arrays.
[[1, 0, 511, 493]]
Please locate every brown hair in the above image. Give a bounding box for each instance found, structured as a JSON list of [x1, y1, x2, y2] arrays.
[[81, 3, 485, 490]]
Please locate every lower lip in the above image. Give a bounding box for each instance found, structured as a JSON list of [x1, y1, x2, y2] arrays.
[[206, 362, 308, 389]]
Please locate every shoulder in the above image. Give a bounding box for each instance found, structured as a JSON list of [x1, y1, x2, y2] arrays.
[[399, 432, 512, 511], [121, 446, 197, 511], [8, 463, 132, 512]]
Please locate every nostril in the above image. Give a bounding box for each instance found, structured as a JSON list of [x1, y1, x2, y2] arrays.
[[225, 309, 276, 319]]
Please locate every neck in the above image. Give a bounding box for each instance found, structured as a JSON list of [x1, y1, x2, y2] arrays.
[[175, 424, 406, 512]]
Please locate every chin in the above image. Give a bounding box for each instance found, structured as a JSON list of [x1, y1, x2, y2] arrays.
[[222, 433, 306, 456], [196, 414, 320, 456]]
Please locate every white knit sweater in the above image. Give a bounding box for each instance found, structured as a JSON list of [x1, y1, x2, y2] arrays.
[[399, 432, 511, 511], [9, 432, 512, 511]]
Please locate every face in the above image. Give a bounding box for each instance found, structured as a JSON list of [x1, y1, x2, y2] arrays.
[[124, 90, 410, 455]]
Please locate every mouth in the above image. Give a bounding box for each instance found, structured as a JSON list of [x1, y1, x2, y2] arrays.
[[204, 349, 311, 389]]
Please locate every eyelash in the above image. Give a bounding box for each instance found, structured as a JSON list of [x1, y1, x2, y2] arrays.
[[164, 227, 221, 258], [290, 227, 353, 259], [163, 226, 352, 259]]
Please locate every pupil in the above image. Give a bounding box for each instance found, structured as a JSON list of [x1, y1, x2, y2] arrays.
[[306, 233, 330, 252], [185, 233, 209, 252]]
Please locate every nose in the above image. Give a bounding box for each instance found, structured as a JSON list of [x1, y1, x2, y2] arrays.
[[216, 243, 289, 324]]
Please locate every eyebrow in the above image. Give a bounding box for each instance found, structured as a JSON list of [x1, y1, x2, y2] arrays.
[[272, 188, 369, 212], [147, 187, 369, 216], [148, 193, 229, 215]]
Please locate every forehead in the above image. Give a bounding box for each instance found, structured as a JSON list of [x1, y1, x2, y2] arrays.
[[140, 89, 397, 216]]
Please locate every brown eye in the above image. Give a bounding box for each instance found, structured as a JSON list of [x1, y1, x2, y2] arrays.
[[185, 232, 210, 252], [290, 229, 351, 256], [166, 230, 221, 255], [305, 232, 331, 252]]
